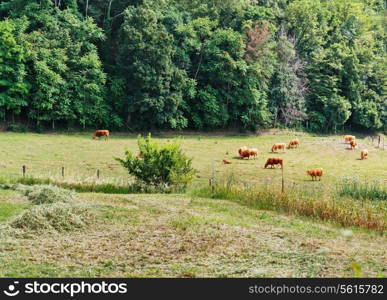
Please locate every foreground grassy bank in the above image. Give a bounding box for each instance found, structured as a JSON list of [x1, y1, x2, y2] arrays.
[[0, 189, 385, 277]]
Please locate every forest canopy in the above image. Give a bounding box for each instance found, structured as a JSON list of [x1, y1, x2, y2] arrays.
[[0, 0, 385, 132]]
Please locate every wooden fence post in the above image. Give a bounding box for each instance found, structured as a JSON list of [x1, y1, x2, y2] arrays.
[[378, 136, 381, 148], [22, 165, 26, 177], [209, 161, 216, 193], [97, 169, 100, 179], [62, 167, 65, 178]]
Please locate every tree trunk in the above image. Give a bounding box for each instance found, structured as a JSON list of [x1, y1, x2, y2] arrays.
[[85, 0, 89, 17], [194, 45, 204, 80], [107, 0, 113, 20]]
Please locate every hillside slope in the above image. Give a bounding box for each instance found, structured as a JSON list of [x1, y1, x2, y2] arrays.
[[0, 190, 385, 277]]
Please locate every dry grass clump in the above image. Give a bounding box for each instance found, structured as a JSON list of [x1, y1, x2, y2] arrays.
[[9, 202, 93, 233], [15, 184, 77, 204], [1, 185, 94, 235]]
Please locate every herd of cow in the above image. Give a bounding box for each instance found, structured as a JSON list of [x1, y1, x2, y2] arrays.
[[343, 135, 368, 159], [228, 135, 368, 181], [91, 129, 368, 182]]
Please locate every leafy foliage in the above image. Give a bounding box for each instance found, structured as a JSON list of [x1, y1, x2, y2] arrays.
[[270, 28, 307, 127], [287, 0, 385, 131], [115, 3, 190, 129], [0, 19, 28, 119], [0, 0, 385, 132], [116, 135, 194, 189]]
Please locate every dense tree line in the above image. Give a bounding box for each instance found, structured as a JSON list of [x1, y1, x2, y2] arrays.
[[0, 0, 385, 132]]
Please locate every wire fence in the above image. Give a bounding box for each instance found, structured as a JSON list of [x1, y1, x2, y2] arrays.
[[17, 164, 131, 187]]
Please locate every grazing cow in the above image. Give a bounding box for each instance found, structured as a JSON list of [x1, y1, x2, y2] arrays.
[[271, 143, 286, 152], [343, 135, 355, 143], [92, 130, 109, 140], [248, 148, 258, 159], [223, 159, 232, 164], [360, 149, 368, 160], [264, 157, 283, 169], [238, 146, 258, 159], [136, 152, 144, 159], [287, 138, 299, 149], [239, 151, 250, 159], [306, 168, 323, 181], [349, 139, 357, 150], [238, 146, 248, 156], [238, 147, 250, 159]]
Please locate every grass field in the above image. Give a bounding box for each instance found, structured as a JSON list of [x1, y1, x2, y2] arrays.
[[0, 131, 386, 277], [0, 189, 386, 277], [0, 131, 385, 189]]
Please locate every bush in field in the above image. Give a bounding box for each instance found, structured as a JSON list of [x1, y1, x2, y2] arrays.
[[7, 124, 27, 133], [116, 135, 194, 190], [16, 184, 77, 204], [9, 202, 92, 233]]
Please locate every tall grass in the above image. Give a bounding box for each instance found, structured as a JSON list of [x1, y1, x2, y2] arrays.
[[0, 176, 184, 194], [337, 177, 387, 201], [0, 176, 132, 194], [189, 174, 386, 232]]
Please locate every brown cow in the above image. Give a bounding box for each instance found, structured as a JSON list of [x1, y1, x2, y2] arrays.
[[92, 130, 109, 140], [239, 149, 251, 159], [360, 149, 368, 160], [238, 147, 258, 159], [349, 139, 357, 150], [248, 148, 258, 159], [306, 168, 323, 181], [223, 159, 232, 164], [287, 138, 299, 149], [264, 157, 283, 169], [238, 146, 248, 156], [136, 152, 144, 159], [271, 143, 286, 152], [343, 135, 355, 143]]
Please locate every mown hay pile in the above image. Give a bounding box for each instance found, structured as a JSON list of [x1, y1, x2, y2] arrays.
[[9, 202, 93, 233], [15, 184, 77, 204], [7, 185, 93, 234]]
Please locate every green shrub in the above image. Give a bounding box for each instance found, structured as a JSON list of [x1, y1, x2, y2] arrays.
[[0, 183, 15, 190], [7, 124, 27, 133], [9, 202, 93, 233], [15, 184, 77, 204], [33, 123, 45, 133], [116, 134, 194, 190]]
